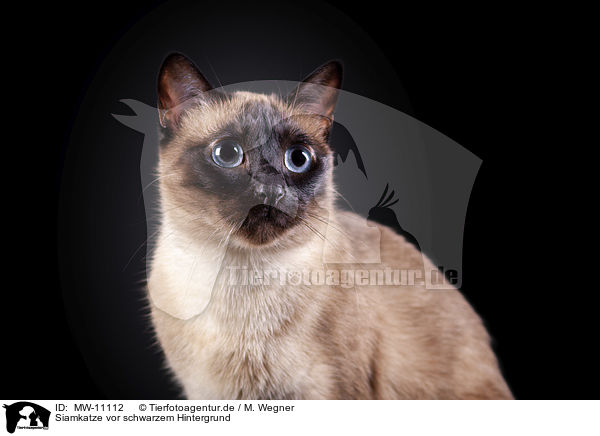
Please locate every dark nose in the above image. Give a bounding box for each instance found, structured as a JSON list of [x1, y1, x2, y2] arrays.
[[254, 183, 285, 206]]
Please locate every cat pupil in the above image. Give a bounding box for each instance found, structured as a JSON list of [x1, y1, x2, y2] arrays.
[[220, 144, 238, 162], [291, 149, 306, 167]]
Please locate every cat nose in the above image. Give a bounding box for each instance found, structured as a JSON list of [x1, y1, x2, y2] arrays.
[[254, 183, 285, 206]]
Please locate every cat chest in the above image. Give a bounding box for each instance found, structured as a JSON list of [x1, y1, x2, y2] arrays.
[[162, 313, 310, 398]]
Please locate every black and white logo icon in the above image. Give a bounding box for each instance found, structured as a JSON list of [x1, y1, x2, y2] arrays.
[[3, 402, 50, 433]]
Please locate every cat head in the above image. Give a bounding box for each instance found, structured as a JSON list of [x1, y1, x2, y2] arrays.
[[156, 53, 342, 248]]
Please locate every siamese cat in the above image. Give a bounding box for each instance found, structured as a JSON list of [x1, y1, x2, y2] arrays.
[[148, 53, 512, 399]]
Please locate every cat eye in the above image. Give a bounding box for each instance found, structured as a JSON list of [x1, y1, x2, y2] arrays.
[[211, 140, 244, 168], [284, 145, 312, 173]]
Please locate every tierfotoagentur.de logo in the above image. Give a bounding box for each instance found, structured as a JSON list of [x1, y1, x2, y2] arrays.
[[2, 402, 50, 434]]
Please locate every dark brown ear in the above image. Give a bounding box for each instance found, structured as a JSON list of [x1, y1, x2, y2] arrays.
[[157, 53, 213, 129], [289, 60, 343, 122]]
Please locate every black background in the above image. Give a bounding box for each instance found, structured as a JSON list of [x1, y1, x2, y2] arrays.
[[3, 1, 595, 399]]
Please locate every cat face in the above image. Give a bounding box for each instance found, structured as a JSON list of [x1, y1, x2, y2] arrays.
[[156, 54, 342, 247]]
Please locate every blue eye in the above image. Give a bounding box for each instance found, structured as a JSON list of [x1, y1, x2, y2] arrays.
[[212, 140, 244, 168], [284, 145, 312, 173]]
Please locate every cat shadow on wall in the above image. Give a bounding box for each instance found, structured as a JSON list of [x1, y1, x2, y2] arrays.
[[367, 184, 421, 253]]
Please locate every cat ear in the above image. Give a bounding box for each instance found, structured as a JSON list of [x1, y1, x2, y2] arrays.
[[289, 60, 343, 122], [157, 53, 214, 129]]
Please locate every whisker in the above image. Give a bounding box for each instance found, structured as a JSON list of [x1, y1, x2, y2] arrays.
[[331, 188, 356, 212], [305, 212, 353, 240], [204, 56, 226, 92]]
